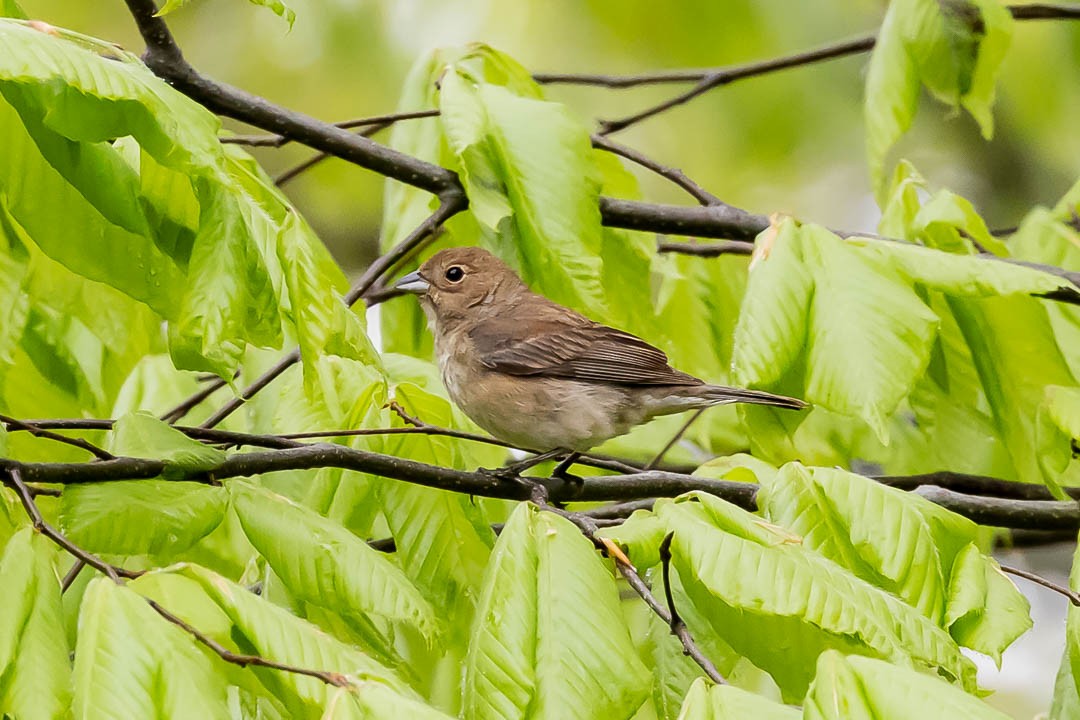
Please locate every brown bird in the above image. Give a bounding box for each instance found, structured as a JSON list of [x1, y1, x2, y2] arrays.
[[394, 247, 805, 475]]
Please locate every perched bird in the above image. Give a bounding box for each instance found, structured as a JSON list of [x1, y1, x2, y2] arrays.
[[394, 247, 805, 474]]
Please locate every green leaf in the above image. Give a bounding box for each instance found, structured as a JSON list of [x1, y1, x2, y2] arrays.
[[759, 464, 1030, 661], [172, 563, 417, 718], [658, 493, 975, 701], [676, 678, 798, 720], [73, 578, 230, 720], [731, 220, 812, 391], [463, 503, 650, 720], [804, 651, 1010, 719], [801, 227, 939, 441], [231, 484, 441, 659], [864, 0, 920, 196], [944, 543, 1032, 664], [0, 91, 185, 316], [845, 237, 1069, 298], [378, 381, 497, 615], [169, 185, 283, 377], [157, 0, 296, 28], [0, 200, 30, 384], [61, 480, 227, 558], [109, 411, 226, 477], [1051, 538, 1080, 716], [439, 67, 608, 319], [0, 528, 70, 720], [864, 0, 1013, 194]]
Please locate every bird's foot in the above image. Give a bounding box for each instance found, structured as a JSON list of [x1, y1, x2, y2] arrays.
[[477, 465, 525, 484]]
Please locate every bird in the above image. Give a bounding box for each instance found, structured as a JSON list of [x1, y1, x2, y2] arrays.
[[394, 246, 805, 477]]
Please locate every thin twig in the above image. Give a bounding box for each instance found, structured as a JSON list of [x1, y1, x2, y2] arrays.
[[3, 468, 133, 582], [591, 135, 720, 206], [550, 5, 1080, 135], [123, 0, 459, 196], [223, 109, 439, 147], [144, 599, 351, 687], [276, 121, 392, 185], [530, 490, 726, 684], [596, 35, 876, 135], [61, 559, 86, 593], [659, 531, 726, 684], [0, 414, 114, 461], [159, 376, 228, 424], [998, 563, 1080, 606], [645, 408, 705, 471]]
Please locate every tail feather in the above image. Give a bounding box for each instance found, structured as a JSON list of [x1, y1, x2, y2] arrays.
[[699, 385, 807, 410]]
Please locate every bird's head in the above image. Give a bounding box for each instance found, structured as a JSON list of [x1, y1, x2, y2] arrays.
[[394, 247, 527, 327]]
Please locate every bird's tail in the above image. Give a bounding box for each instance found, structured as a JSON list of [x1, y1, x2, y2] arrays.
[[696, 384, 807, 410]]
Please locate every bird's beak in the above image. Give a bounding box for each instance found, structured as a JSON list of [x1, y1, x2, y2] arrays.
[[394, 270, 430, 295]]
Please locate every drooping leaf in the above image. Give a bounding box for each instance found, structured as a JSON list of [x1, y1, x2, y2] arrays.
[[172, 563, 418, 719], [109, 411, 226, 477], [73, 578, 230, 720], [61, 480, 228, 558], [231, 484, 441, 660], [675, 678, 798, 720], [758, 463, 1030, 662], [864, 0, 1014, 194], [804, 651, 1010, 719], [1050, 538, 1080, 716], [463, 503, 650, 720], [655, 493, 975, 701], [439, 66, 608, 319], [0, 527, 70, 720]]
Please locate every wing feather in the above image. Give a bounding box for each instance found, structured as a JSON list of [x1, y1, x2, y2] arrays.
[[469, 314, 700, 386]]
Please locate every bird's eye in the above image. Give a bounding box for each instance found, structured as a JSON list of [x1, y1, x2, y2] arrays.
[[445, 266, 465, 283]]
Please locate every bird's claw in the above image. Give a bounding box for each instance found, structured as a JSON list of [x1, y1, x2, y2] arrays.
[[477, 466, 524, 484]]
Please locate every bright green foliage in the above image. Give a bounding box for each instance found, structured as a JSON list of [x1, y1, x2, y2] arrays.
[[109, 411, 226, 477], [676, 679, 798, 720], [73, 578, 230, 720], [231, 483, 442, 662], [804, 651, 1010, 719], [463, 504, 651, 720], [1, 5, 1079, 718], [865, 0, 1013, 194], [758, 463, 1030, 663], [1051, 539, 1080, 719], [0, 529, 70, 720], [61, 481, 228, 558], [172, 564, 420, 719]]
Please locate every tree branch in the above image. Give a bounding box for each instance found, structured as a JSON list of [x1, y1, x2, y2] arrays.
[[998, 562, 1080, 606], [4, 442, 1078, 530], [0, 413, 114, 460], [539, 4, 1080, 135], [122, 0, 459, 196], [659, 531, 726, 684], [222, 109, 438, 148]]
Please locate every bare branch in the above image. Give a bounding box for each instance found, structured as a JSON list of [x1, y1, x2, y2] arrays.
[[122, 0, 458, 196], [160, 377, 228, 424], [3, 468, 134, 582], [0, 413, 114, 461], [144, 599, 351, 687], [659, 531, 726, 684], [645, 408, 705, 471], [222, 109, 439, 148], [591, 136, 721, 206], [539, 5, 1080, 135], [998, 562, 1080, 606]]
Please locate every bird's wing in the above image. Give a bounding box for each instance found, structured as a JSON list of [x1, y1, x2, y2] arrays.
[[468, 314, 700, 386]]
